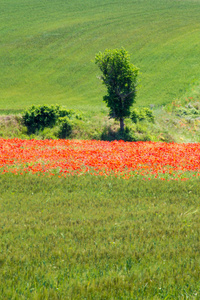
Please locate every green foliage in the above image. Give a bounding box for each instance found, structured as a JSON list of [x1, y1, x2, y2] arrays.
[[122, 126, 137, 142], [101, 125, 136, 142], [58, 107, 83, 120], [95, 48, 139, 131], [0, 174, 199, 298], [22, 105, 59, 133], [175, 103, 200, 119], [1, 105, 200, 142], [57, 116, 73, 138], [131, 107, 155, 123], [56, 108, 82, 139], [100, 122, 155, 142], [38, 127, 58, 140], [22, 105, 81, 134]]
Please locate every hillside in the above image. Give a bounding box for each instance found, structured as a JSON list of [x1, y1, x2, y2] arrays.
[[0, 0, 200, 112]]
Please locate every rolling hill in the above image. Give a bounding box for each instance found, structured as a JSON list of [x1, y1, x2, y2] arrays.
[[0, 0, 200, 112]]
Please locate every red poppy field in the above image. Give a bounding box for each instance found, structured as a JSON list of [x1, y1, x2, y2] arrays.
[[0, 138, 200, 180]]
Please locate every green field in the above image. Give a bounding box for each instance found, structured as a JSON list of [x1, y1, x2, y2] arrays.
[[1, 0, 200, 112], [0, 174, 199, 299], [0, 1, 200, 298]]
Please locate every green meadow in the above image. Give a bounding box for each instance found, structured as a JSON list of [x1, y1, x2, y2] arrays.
[[0, 174, 199, 299], [1, 0, 200, 112]]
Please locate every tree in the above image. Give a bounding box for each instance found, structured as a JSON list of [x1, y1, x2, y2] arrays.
[[95, 48, 139, 132]]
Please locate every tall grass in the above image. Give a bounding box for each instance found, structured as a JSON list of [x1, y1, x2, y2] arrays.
[[1, 0, 200, 112], [0, 174, 199, 299]]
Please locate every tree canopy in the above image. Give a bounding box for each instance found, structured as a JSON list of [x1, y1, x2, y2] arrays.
[[95, 48, 139, 131]]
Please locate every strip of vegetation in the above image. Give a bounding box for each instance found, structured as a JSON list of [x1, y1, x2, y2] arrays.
[[0, 102, 200, 142]]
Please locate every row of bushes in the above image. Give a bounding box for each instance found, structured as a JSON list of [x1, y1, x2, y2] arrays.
[[22, 104, 155, 140], [22, 105, 82, 138]]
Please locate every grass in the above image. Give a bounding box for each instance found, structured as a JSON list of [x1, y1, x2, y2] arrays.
[[0, 174, 199, 299], [1, 1, 200, 298], [1, 0, 200, 112]]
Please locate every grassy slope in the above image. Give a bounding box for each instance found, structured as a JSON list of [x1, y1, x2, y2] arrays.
[[0, 174, 199, 299], [0, 0, 200, 112]]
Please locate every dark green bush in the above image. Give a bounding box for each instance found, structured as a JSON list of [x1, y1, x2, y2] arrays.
[[57, 116, 73, 139], [22, 105, 81, 134], [131, 107, 154, 123], [122, 126, 137, 141], [23, 105, 59, 133]]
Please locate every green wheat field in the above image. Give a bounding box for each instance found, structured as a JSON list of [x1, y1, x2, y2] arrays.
[[0, 175, 200, 299], [0, 0, 200, 298], [1, 0, 200, 112]]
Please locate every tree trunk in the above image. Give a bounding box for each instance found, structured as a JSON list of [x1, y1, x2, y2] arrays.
[[120, 118, 124, 133]]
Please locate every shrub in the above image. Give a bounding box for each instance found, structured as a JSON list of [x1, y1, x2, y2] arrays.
[[22, 105, 59, 133], [39, 128, 58, 140], [123, 126, 137, 141], [131, 107, 154, 123], [100, 124, 137, 142], [23, 105, 82, 134], [56, 107, 83, 120], [57, 116, 73, 139], [175, 106, 200, 118]]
